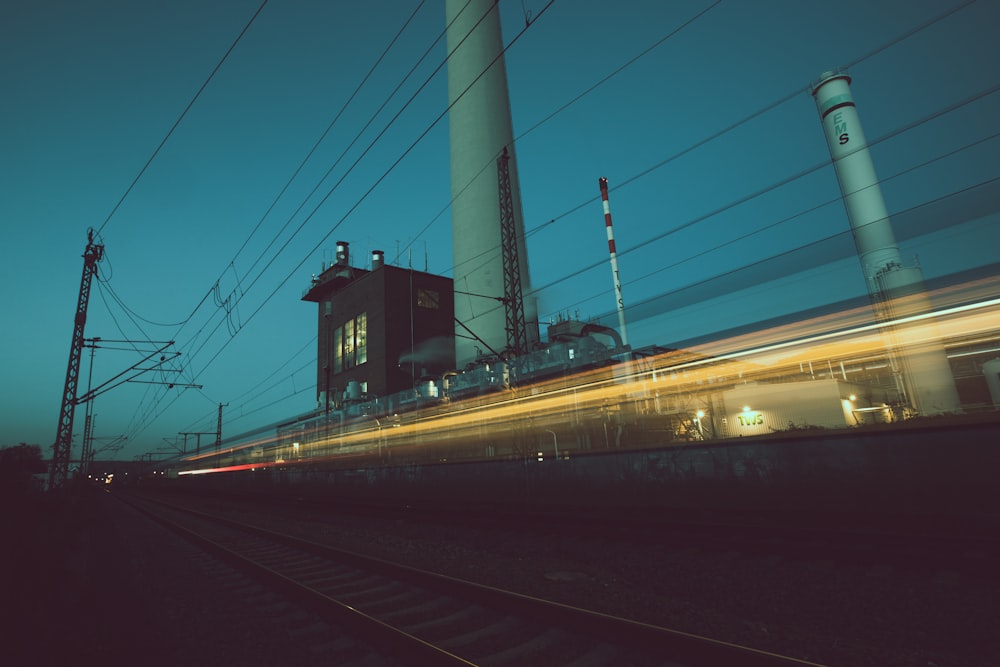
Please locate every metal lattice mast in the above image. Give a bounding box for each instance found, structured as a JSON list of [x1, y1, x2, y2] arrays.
[[50, 230, 104, 489], [497, 147, 528, 357]]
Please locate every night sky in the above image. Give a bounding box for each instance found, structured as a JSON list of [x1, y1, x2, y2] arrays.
[[2, 0, 997, 462]]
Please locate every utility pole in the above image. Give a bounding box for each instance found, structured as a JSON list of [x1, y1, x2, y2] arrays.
[[78, 338, 101, 478], [178, 432, 197, 454], [75, 337, 198, 475], [215, 403, 228, 450], [179, 432, 214, 455], [50, 230, 103, 490]]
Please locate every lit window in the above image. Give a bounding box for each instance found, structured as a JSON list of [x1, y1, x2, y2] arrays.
[[333, 312, 367, 374], [356, 312, 367, 365], [333, 327, 343, 374], [344, 319, 355, 369]]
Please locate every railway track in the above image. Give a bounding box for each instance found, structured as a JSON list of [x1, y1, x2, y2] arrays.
[[120, 493, 824, 667], [155, 486, 1000, 582]]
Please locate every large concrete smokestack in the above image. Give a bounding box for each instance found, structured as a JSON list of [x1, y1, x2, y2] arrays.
[[812, 70, 960, 416], [446, 0, 538, 364]]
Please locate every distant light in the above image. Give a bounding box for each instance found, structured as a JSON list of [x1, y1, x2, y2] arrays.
[[742, 406, 751, 412], [696, 410, 705, 419], [848, 394, 857, 401]]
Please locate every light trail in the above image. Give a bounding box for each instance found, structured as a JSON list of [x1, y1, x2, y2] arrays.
[[168, 278, 1000, 477]]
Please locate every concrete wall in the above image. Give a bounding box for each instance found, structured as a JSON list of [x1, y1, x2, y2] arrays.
[[190, 414, 1000, 531]]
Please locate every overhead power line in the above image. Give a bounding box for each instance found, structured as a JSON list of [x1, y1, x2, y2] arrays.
[[96, 0, 270, 236], [116, 1, 517, 446], [438, 0, 979, 281], [176, 1, 557, 390], [526, 83, 1000, 299], [107, 0, 984, 453]]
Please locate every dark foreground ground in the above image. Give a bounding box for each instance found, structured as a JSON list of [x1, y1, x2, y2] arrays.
[[4, 480, 999, 666], [1, 482, 346, 667]]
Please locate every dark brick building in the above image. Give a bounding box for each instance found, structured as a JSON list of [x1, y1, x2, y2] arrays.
[[302, 242, 455, 409]]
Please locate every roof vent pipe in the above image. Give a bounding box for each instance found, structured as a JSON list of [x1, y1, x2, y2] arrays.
[[336, 241, 349, 266], [372, 249, 384, 270]]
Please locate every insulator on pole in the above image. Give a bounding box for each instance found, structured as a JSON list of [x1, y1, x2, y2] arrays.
[[599, 177, 628, 348]]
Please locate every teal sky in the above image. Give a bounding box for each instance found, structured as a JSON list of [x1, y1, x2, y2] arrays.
[[2, 0, 997, 462]]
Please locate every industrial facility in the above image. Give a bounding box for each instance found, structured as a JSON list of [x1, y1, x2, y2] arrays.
[[302, 241, 455, 412], [27, 7, 999, 664], [48, 2, 999, 491], [284, 3, 995, 450]]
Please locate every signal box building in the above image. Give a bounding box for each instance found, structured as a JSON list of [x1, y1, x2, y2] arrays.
[[302, 242, 456, 411]]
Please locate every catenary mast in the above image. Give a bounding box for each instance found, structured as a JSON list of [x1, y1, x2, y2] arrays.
[[50, 230, 104, 489]]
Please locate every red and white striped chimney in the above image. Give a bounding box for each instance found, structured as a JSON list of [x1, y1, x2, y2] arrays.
[[599, 177, 629, 348]]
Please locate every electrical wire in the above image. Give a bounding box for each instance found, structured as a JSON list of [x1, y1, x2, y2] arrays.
[[432, 0, 980, 282], [526, 82, 1000, 299], [117, 2, 503, 446], [116, 3, 450, 439], [177, 1, 556, 389], [547, 134, 1000, 323], [107, 0, 988, 453], [581, 174, 1000, 336], [405, 0, 722, 272], [95, 0, 270, 237], [200, 0, 437, 318]]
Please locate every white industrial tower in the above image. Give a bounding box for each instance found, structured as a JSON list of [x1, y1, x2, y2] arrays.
[[446, 0, 538, 365], [812, 70, 961, 416]]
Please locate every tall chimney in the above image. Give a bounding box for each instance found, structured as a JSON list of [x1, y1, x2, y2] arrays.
[[599, 177, 629, 348], [446, 0, 538, 364], [812, 70, 960, 416]]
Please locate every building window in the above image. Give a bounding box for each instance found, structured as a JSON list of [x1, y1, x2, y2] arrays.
[[417, 288, 439, 309], [333, 312, 367, 374], [343, 319, 355, 369], [356, 312, 367, 365], [333, 327, 343, 374]]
